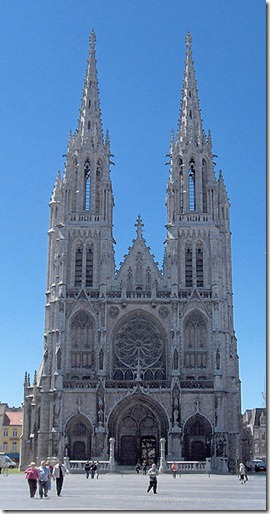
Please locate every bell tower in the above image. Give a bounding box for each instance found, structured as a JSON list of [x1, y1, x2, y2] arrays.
[[47, 31, 115, 296]]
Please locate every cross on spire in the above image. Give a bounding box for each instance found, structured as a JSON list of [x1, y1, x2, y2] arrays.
[[135, 215, 144, 239]]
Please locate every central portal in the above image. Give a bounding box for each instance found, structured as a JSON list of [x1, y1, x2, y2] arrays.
[[109, 395, 168, 466], [120, 435, 157, 465]]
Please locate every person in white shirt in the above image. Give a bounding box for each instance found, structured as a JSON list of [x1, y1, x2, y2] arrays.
[[52, 458, 69, 496]]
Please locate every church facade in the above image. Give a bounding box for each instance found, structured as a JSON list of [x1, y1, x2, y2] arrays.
[[21, 33, 242, 472]]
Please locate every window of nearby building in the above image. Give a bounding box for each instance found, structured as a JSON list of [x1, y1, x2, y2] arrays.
[[3, 443, 7, 451], [3, 429, 8, 437], [12, 442, 17, 452], [12, 429, 18, 437]]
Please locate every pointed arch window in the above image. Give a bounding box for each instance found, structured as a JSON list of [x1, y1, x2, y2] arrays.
[[185, 243, 193, 287], [95, 160, 101, 213], [178, 158, 184, 213], [84, 158, 91, 211], [184, 312, 208, 369], [202, 158, 207, 212], [71, 158, 78, 212], [70, 311, 94, 369], [196, 242, 204, 287], [75, 242, 83, 287], [189, 158, 196, 211], [86, 243, 93, 287]]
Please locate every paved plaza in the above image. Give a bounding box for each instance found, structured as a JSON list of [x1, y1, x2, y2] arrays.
[[0, 471, 266, 511]]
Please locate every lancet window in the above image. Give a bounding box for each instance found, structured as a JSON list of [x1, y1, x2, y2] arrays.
[[178, 158, 184, 213], [95, 160, 101, 213], [196, 242, 204, 287], [86, 244, 93, 287], [185, 243, 193, 287], [189, 158, 196, 210], [84, 158, 91, 211], [184, 312, 208, 369], [70, 311, 94, 370], [75, 242, 83, 287]]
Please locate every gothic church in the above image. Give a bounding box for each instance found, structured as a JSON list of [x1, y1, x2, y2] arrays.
[[21, 32, 242, 472]]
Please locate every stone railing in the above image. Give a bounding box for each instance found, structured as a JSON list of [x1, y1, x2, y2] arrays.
[[63, 378, 213, 390], [180, 379, 214, 389], [167, 461, 207, 473], [63, 379, 99, 389], [105, 380, 171, 390], [177, 214, 212, 223], [68, 460, 110, 473]]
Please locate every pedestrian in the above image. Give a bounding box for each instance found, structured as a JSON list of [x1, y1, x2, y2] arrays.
[[171, 461, 178, 478], [135, 462, 141, 474], [52, 458, 69, 497], [90, 461, 97, 479], [84, 460, 91, 479], [142, 460, 147, 475], [24, 462, 39, 498], [147, 463, 159, 494], [45, 460, 54, 493], [239, 462, 246, 484], [37, 460, 51, 498]]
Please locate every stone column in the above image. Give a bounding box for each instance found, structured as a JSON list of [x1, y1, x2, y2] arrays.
[[109, 437, 115, 471], [159, 437, 166, 473]]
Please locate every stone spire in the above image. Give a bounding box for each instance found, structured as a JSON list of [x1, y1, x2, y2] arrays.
[[177, 32, 205, 148], [77, 30, 103, 144]]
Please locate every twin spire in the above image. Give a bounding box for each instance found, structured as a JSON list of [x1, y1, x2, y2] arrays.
[[77, 30, 204, 150], [177, 32, 205, 147], [77, 30, 104, 145]]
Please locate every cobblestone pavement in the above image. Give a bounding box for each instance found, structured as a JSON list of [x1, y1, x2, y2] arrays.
[[0, 472, 266, 511]]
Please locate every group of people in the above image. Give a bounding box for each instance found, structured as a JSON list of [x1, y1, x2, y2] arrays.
[[135, 461, 147, 475], [24, 458, 68, 498], [84, 460, 99, 479]]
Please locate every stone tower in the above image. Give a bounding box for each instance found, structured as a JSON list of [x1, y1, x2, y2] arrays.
[[21, 32, 241, 472]]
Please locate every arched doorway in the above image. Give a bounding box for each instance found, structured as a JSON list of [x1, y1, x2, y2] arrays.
[[108, 393, 168, 465], [65, 414, 93, 460], [183, 414, 212, 461]]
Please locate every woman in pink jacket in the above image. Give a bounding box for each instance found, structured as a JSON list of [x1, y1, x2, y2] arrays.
[[24, 462, 39, 498]]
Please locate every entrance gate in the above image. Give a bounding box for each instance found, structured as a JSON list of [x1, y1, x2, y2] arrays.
[[108, 395, 168, 466], [183, 414, 212, 461]]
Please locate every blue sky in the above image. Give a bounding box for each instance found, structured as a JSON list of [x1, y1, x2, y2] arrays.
[[0, 0, 266, 413]]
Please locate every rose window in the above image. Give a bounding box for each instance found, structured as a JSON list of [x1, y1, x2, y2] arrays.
[[113, 314, 166, 381]]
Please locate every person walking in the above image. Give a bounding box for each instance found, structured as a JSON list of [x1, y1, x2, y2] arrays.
[[135, 462, 141, 474], [90, 461, 97, 479], [142, 460, 147, 475], [84, 460, 91, 479], [239, 462, 246, 484], [147, 463, 159, 494], [45, 460, 54, 493], [37, 460, 51, 498], [52, 458, 69, 496], [171, 461, 178, 478], [24, 462, 39, 498]]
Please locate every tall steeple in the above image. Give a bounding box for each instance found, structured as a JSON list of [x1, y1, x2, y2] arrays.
[[77, 30, 103, 145], [177, 32, 205, 148], [166, 33, 217, 221]]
